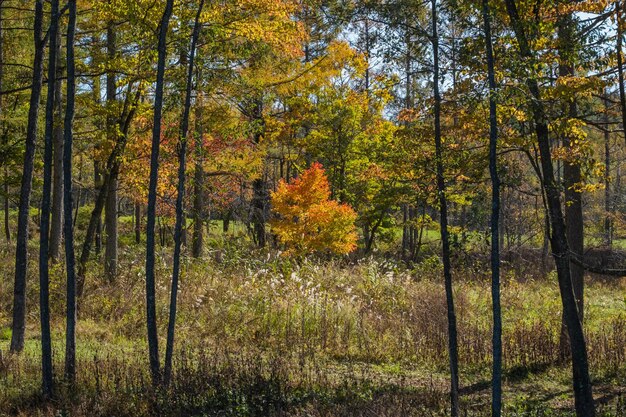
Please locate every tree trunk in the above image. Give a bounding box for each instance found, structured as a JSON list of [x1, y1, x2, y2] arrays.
[[431, 1, 460, 415], [104, 23, 118, 281], [482, 0, 502, 414], [0, 2, 7, 244], [104, 175, 118, 280], [504, 1, 595, 415], [94, 158, 102, 254], [617, 1, 626, 148], [192, 91, 204, 258], [164, 0, 203, 386], [223, 210, 231, 233], [135, 201, 141, 243], [49, 27, 63, 262], [38, 0, 59, 396], [604, 94, 612, 247], [558, 9, 585, 360], [63, 0, 77, 383], [11, 0, 45, 353], [251, 99, 267, 247], [145, 0, 174, 386], [252, 177, 267, 247]]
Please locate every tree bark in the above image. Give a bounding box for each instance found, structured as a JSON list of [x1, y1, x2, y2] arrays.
[[0, 0, 9, 244], [192, 91, 204, 258], [604, 93, 612, 247], [63, 0, 77, 383], [38, 0, 59, 397], [431, 1, 460, 415], [164, 0, 203, 386], [145, 0, 174, 386], [104, 23, 118, 281], [250, 99, 267, 247], [135, 201, 141, 244], [49, 27, 63, 262], [482, 0, 502, 414], [616, 1, 626, 148], [504, 1, 595, 415], [558, 9, 585, 361], [94, 159, 102, 254], [11, 0, 45, 353]]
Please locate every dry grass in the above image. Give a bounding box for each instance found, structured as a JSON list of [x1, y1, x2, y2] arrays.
[[0, 237, 624, 416]]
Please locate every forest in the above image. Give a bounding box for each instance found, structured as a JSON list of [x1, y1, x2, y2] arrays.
[[0, 0, 625, 416]]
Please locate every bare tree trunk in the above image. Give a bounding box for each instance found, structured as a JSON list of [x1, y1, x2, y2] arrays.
[[11, 0, 45, 353], [49, 27, 63, 262], [617, 1, 626, 148], [0, 0, 8, 244], [104, 23, 118, 281], [192, 91, 204, 258], [482, 0, 502, 414], [504, 1, 595, 415], [63, 0, 77, 383], [431, 1, 460, 415], [135, 201, 141, 244], [38, 0, 59, 396], [164, 0, 203, 386], [558, 10, 585, 360], [145, 0, 174, 386], [94, 160, 102, 254], [604, 94, 612, 247]]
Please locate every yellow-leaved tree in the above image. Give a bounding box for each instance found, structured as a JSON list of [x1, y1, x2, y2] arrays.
[[271, 163, 357, 255]]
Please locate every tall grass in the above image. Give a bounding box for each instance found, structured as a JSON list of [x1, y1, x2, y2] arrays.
[[0, 236, 624, 416]]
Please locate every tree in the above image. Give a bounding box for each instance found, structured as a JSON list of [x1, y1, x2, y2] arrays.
[[145, 0, 174, 386], [431, 1, 460, 415], [481, 0, 501, 414], [503, 0, 595, 415], [38, 0, 60, 396], [164, 0, 204, 386], [10, 0, 45, 353], [49, 27, 63, 262], [271, 162, 358, 255], [63, 0, 78, 383], [104, 22, 118, 281]]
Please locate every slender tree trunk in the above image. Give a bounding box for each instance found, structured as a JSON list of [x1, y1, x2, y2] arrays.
[[164, 0, 204, 386], [94, 160, 102, 254], [558, 10, 585, 360], [63, 0, 77, 383], [192, 91, 204, 258], [0, 0, 9, 244], [38, 0, 59, 397], [504, 1, 595, 415], [252, 177, 267, 246], [482, 0, 502, 414], [431, 1, 460, 415], [135, 201, 141, 244], [104, 23, 118, 280], [604, 94, 612, 247], [145, 0, 174, 386], [3, 164, 7, 242], [617, 1, 626, 148], [11, 0, 45, 353], [49, 28, 63, 262], [250, 99, 267, 247]]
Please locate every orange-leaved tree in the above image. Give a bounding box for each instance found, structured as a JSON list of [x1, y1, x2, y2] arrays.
[[271, 162, 357, 255]]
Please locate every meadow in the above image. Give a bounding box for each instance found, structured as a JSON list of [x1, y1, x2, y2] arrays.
[[0, 220, 624, 416]]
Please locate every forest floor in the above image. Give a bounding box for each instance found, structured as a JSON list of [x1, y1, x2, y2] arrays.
[[0, 228, 625, 416]]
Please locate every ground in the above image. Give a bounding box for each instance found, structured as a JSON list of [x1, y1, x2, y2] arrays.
[[0, 219, 624, 416]]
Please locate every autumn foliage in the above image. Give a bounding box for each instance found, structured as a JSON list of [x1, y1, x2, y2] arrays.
[[271, 163, 358, 255]]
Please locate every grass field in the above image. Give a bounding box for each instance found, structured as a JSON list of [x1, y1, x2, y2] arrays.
[[0, 224, 624, 416]]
